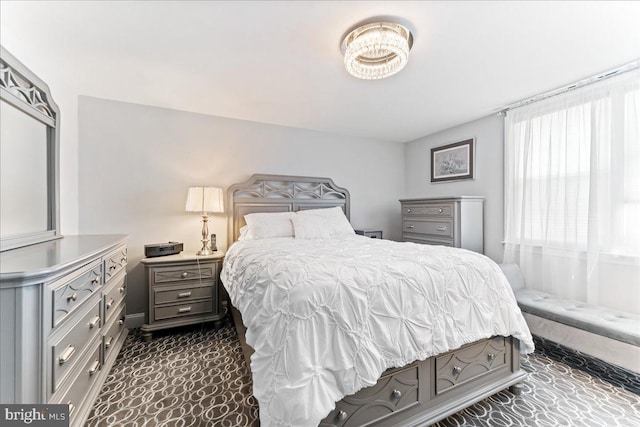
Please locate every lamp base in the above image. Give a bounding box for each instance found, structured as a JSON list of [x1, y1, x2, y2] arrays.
[[196, 247, 213, 256]]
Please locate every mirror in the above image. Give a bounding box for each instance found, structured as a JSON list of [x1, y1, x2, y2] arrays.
[[0, 46, 60, 251]]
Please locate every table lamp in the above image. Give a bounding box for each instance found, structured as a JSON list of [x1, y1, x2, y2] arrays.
[[185, 186, 224, 255]]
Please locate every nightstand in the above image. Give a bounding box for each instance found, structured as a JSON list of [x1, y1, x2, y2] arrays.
[[140, 252, 226, 341], [355, 229, 383, 239]]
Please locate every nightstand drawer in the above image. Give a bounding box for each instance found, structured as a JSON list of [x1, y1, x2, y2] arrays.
[[154, 284, 213, 305], [152, 265, 215, 284], [435, 337, 507, 395], [52, 260, 102, 327], [403, 203, 454, 217], [51, 298, 102, 392], [103, 271, 127, 324], [104, 245, 127, 283], [154, 299, 213, 321], [403, 220, 454, 238]]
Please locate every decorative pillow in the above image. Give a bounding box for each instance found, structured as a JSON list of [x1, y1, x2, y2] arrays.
[[295, 206, 354, 238], [291, 215, 332, 239], [244, 212, 295, 239]]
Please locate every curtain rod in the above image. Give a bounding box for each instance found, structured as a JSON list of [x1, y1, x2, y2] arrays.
[[497, 59, 640, 115]]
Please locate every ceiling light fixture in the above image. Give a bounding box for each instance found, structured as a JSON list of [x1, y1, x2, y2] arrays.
[[342, 21, 413, 80]]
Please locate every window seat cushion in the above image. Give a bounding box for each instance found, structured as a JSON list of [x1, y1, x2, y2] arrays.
[[514, 289, 640, 347]]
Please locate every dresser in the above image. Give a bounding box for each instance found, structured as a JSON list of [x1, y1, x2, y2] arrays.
[[399, 197, 484, 253], [0, 235, 128, 426], [140, 252, 226, 341]]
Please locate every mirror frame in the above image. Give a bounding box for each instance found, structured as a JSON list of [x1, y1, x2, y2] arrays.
[[0, 46, 61, 251]]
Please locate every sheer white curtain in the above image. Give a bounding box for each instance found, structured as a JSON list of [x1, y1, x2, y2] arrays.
[[503, 70, 640, 314]]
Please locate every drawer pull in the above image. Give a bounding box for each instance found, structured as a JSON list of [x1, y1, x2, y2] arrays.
[[88, 360, 100, 376], [59, 345, 76, 365], [67, 402, 75, 416], [89, 315, 100, 329], [437, 226, 447, 231], [121, 256, 127, 263], [438, 208, 443, 213], [336, 410, 348, 422], [106, 298, 115, 310], [91, 276, 100, 285], [406, 208, 411, 213], [119, 316, 125, 326], [405, 224, 414, 229], [105, 336, 113, 349], [119, 285, 126, 293], [488, 353, 496, 362], [391, 389, 402, 400], [177, 291, 192, 298], [178, 306, 192, 313], [181, 272, 188, 278], [67, 292, 78, 302], [110, 265, 117, 270], [452, 366, 462, 376]]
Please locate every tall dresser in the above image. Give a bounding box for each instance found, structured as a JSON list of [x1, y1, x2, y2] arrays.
[[0, 235, 128, 427], [400, 197, 484, 253]]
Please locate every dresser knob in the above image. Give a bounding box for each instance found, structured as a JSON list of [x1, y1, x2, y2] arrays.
[[178, 306, 192, 313], [59, 345, 76, 365], [437, 226, 447, 231], [119, 316, 125, 326], [488, 353, 496, 362], [336, 410, 348, 422], [105, 336, 113, 349], [119, 285, 126, 293], [392, 389, 402, 400], [89, 315, 100, 329], [181, 272, 188, 278], [405, 224, 414, 229], [406, 209, 411, 213], [88, 360, 100, 376], [91, 276, 100, 285], [110, 265, 117, 270], [452, 366, 462, 376], [67, 402, 75, 416], [438, 208, 443, 213], [106, 298, 114, 310], [67, 293, 78, 302]]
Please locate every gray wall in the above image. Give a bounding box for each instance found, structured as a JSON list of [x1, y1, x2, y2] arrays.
[[404, 114, 505, 262], [78, 96, 405, 316]]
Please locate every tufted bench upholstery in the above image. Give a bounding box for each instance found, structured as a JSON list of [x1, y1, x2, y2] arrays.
[[514, 289, 640, 346], [499, 264, 640, 347]]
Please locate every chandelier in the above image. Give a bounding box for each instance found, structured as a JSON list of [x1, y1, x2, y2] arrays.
[[342, 21, 413, 80]]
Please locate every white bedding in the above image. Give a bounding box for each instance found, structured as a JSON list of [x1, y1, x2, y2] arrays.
[[221, 236, 534, 427]]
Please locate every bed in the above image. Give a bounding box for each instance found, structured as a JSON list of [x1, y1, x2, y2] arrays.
[[221, 174, 534, 427]]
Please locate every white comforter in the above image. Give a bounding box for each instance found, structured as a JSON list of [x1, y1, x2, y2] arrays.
[[221, 236, 534, 427]]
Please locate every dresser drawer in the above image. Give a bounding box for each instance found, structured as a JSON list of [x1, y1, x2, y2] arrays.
[[403, 236, 454, 247], [403, 219, 454, 238], [435, 337, 508, 395], [152, 264, 216, 284], [103, 303, 126, 362], [53, 339, 102, 425], [403, 203, 454, 217], [103, 271, 127, 324], [154, 299, 213, 321], [104, 245, 127, 283], [321, 363, 419, 426], [51, 299, 102, 392], [52, 260, 102, 327], [154, 284, 213, 305]]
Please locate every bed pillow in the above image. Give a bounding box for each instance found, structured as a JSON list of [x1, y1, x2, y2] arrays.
[[237, 225, 253, 241], [243, 212, 295, 239], [295, 206, 354, 238]]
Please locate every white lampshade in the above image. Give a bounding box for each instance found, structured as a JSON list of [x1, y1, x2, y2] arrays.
[[185, 187, 224, 213]]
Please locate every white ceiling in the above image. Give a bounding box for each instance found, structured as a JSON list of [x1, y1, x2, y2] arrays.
[[1, 1, 639, 143]]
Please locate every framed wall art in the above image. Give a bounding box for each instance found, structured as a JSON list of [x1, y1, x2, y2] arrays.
[[431, 138, 475, 182]]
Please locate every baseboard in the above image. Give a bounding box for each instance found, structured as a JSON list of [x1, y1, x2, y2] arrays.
[[125, 312, 145, 329], [523, 312, 640, 374]]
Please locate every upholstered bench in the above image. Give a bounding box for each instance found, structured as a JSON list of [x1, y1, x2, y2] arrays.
[[499, 264, 640, 373]]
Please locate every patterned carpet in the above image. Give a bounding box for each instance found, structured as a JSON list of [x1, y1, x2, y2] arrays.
[[87, 316, 640, 426]]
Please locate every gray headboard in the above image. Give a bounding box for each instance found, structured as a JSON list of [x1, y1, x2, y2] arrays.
[[226, 174, 350, 246]]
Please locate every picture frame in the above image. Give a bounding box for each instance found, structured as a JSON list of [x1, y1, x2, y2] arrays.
[[430, 138, 475, 182]]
